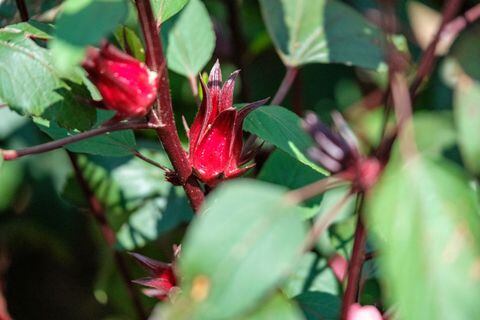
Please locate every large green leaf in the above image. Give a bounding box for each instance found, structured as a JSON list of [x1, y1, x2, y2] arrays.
[[0, 28, 97, 130], [451, 24, 480, 82], [454, 79, 480, 174], [258, 150, 325, 218], [244, 106, 327, 174], [295, 292, 340, 320], [283, 253, 340, 298], [62, 151, 193, 250], [51, 0, 129, 74], [151, 0, 189, 23], [367, 157, 480, 320], [163, 0, 215, 78], [259, 0, 385, 69], [3, 21, 55, 39], [0, 33, 63, 116], [238, 294, 305, 320], [179, 180, 307, 319]]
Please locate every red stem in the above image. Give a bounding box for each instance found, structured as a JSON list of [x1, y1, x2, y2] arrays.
[[271, 66, 298, 105], [15, 0, 29, 21], [1, 120, 152, 161], [67, 152, 147, 320], [341, 211, 367, 320], [410, 0, 465, 97], [135, 0, 205, 212], [292, 69, 303, 115]]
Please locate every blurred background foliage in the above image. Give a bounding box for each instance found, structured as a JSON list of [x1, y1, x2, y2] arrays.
[[0, 0, 480, 319]]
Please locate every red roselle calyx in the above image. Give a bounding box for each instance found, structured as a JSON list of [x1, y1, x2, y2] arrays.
[[130, 249, 179, 301], [188, 61, 269, 186], [303, 112, 382, 192], [82, 42, 159, 119]]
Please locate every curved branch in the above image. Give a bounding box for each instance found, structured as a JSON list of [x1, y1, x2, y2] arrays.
[[1, 120, 153, 160]]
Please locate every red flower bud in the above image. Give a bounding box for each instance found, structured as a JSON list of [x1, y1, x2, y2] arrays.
[[130, 252, 178, 301], [82, 43, 159, 118], [188, 61, 268, 186]]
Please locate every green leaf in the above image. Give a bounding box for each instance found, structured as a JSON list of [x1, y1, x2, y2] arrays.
[[114, 26, 145, 61], [0, 30, 97, 130], [37, 110, 134, 157], [163, 0, 215, 78], [258, 150, 325, 218], [3, 21, 55, 39], [451, 24, 480, 82], [151, 0, 189, 23], [412, 111, 456, 158], [51, 0, 129, 74], [62, 152, 193, 249], [0, 34, 63, 116], [283, 253, 340, 298], [179, 180, 307, 319], [244, 106, 327, 174], [238, 294, 304, 320], [367, 157, 480, 320], [295, 292, 340, 320], [454, 79, 480, 174], [259, 0, 385, 69]]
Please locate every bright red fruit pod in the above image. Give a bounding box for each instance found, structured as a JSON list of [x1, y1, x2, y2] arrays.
[[188, 61, 269, 186], [82, 42, 159, 119]]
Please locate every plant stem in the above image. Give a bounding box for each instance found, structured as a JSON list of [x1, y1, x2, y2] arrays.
[[67, 152, 147, 320], [340, 197, 367, 320], [302, 192, 353, 253], [1, 121, 152, 161], [443, 3, 480, 38], [271, 66, 298, 105], [15, 0, 29, 21], [223, 0, 251, 101], [410, 0, 464, 97], [135, 0, 205, 212], [285, 174, 346, 204], [132, 150, 169, 171], [292, 70, 303, 115]]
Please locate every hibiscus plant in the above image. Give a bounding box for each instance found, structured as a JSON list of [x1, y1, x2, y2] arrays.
[[1, 0, 480, 319]]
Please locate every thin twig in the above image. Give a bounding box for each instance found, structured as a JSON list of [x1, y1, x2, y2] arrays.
[[285, 175, 347, 204], [271, 66, 298, 105], [302, 192, 353, 253], [67, 152, 147, 320], [15, 0, 29, 21], [135, 0, 205, 212], [442, 3, 480, 39], [1, 120, 153, 161], [410, 0, 465, 97], [292, 70, 303, 115], [340, 196, 367, 320], [133, 150, 169, 171]]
